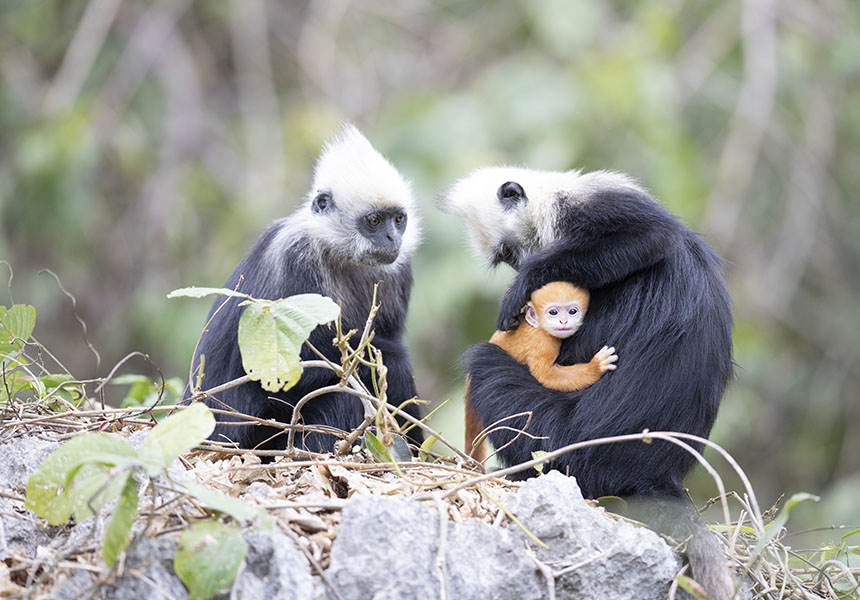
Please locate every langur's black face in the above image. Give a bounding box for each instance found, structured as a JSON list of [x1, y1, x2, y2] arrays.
[[356, 207, 408, 265], [311, 187, 411, 266]]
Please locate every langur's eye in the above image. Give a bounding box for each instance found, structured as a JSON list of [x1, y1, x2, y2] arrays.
[[395, 213, 405, 225], [569, 308, 578, 316], [548, 308, 558, 316], [367, 215, 380, 227]]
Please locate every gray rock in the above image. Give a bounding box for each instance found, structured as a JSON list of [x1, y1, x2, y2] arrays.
[[229, 528, 315, 600], [445, 518, 544, 600], [508, 471, 682, 600], [245, 481, 275, 501], [0, 435, 59, 488], [326, 496, 542, 600], [0, 496, 56, 560], [53, 570, 97, 600], [105, 535, 187, 600], [326, 496, 438, 600]]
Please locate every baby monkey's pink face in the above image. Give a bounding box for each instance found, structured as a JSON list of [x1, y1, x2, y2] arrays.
[[525, 299, 585, 339]]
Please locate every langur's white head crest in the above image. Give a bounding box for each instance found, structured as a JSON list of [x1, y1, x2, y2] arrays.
[[297, 124, 421, 268]]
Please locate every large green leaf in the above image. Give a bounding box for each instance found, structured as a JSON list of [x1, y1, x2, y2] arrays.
[[237, 294, 340, 392], [0, 304, 36, 357], [102, 475, 139, 567], [175, 520, 248, 600], [25, 433, 138, 525], [138, 402, 214, 475]]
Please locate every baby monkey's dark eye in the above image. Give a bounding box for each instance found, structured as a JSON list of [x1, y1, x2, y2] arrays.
[[569, 308, 578, 315], [548, 309, 558, 316]]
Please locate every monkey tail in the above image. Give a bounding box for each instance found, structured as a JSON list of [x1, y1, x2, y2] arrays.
[[686, 523, 736, 600], [628, 496, 735, 600]]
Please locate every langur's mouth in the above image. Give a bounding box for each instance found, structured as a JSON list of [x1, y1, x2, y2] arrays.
[[361, 250, 400, 266], [552, 327, 577, 338]]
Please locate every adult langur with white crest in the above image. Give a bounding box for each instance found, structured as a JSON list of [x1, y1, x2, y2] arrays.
[[187, 125, 423, 454], [439, 166, 736, 599]]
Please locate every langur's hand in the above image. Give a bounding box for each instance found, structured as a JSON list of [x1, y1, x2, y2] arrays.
[[497, 277, 532, 330]]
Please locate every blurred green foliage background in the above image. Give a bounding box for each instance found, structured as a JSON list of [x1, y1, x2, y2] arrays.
[[1, 1, 858, 532]]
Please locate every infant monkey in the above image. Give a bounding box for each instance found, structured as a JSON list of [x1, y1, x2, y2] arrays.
[[492, 281, 617, 389], [465, 281, 618, 460]]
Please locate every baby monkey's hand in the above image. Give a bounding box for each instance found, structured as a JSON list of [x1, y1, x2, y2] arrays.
[[593, 346, 618, 373]]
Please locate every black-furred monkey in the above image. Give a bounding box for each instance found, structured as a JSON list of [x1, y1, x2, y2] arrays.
[[187, 125, 423, 453], [439, 167, 735, 599]]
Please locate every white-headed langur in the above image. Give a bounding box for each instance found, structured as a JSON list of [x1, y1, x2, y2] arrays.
[[187, 125, 423, 454], [440, 167, 735, 600]]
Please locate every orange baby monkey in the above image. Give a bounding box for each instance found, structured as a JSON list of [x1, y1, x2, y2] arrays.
[[465, 281, 618, 461]]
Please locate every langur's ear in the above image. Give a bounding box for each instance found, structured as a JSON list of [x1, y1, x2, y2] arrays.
[[525, 303, 540, 328]]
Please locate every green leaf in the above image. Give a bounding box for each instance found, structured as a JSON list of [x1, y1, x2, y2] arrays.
[[41, 374, 80, 408], [675, 574, 710, 600], [361, 430, 389, 463], [359, 430, 411, 463], [0, 304, 36, 357], [103, 475, 139, 567], [388, 433, 413, 463], [184, 483, 259, 524], [419, 435, 437, 461], [841, 528, 860, 541], [531, 451, 549, 474], [111, 374, 151, 386], [175, 520, 247, 600], [237, 294, 340, 392], [595, 496, 628, 514], [25, 433, 138, 525], [115, 375, 184, 410], [167, 287, 251, 300], [138, 403, 214, 475], [711, 523, 757, 536], [0, 373, 33, 402], [40, 373, 75, 388]]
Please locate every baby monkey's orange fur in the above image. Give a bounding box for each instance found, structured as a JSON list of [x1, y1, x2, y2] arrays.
[[466, 282, 618, 462]]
